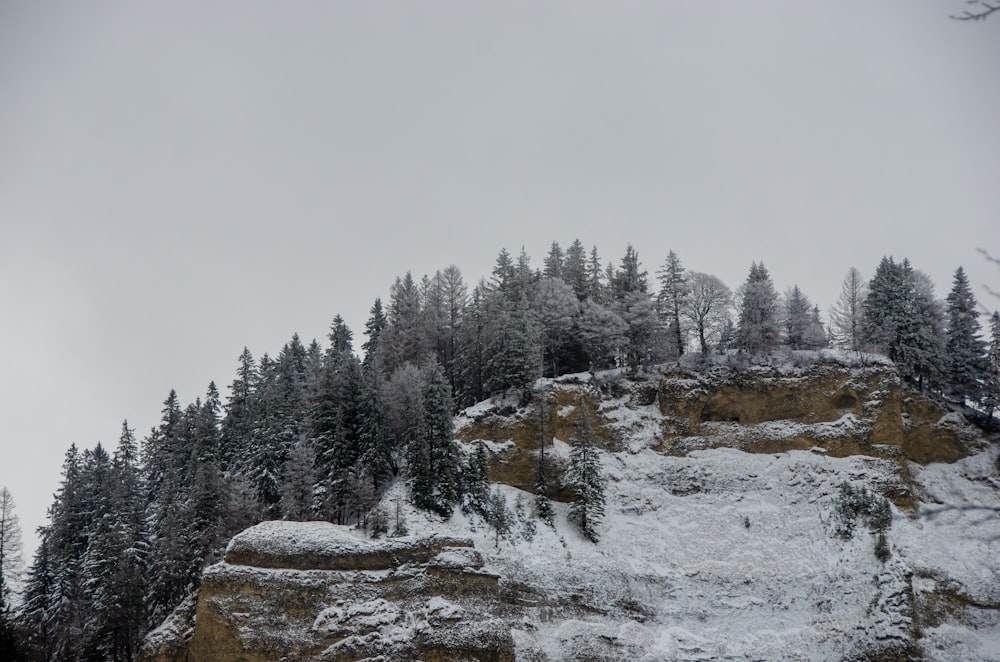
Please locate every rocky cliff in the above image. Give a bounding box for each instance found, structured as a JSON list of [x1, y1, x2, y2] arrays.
[[141, 355, 1000, 661], [141, 521, 514, 662]]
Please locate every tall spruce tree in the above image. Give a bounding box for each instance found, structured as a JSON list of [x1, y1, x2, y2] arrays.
[[944, 267, 990, 405], [736, 262, 781, 355], [566, 403, 606, 543], [656, 250, 688, 358]]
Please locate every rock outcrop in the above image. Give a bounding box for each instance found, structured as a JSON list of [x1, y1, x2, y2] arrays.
[[139, 521, 514, 662], [655, 357, 981, 465]]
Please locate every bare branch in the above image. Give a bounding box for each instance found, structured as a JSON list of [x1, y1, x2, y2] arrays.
[[951, 1, 1000, 21]]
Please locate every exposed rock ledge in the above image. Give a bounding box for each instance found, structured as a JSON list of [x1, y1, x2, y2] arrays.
[[139, 521, 514, 662]]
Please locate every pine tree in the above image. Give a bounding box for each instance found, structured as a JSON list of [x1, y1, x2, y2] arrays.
[[534, 390, 554, 525], [563, 239, 589, 300], [566, 403, 606, 543], [461, 442, 490, 515], [610, 244, 648, 296], [863, 257, 908, 356], [784, 286, 815, 350], [576, 299, 628, 370], [984, 312, 1000, 418], [586, 246, 606, 303], [944, 267, 990, 405], [483, 288, 539, 396], [543, 241, 564, 279], [220, 348, 258, 473], [362, 298, 388, 371], [532, 277, 580, 377], [421, 363, 461, 516], [656, 250, 688, 358], [280, 436, 316, 521], [736, 262, 781, 355]]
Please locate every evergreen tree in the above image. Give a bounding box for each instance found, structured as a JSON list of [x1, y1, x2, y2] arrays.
[[490, 248, 515, 292], [461, 442, 490, 515], [534, 391, 554, 525], [421, 363, 461, 516], [944, 267, 990, 405], [563, 239, 589, 300], [586, 246, 606, 303], [362, 298, 388, 371], [483, 288, 540, 396], [784, 286, 825, 350], [543, 241, 564, 279], [531, 277, 581, 377], [454, 285, 487, 407], [576, 299, 628, 370], [380, 272, 426, 375], [610, 244, 648, 296], [566, 403, 606, 543], [984, 312, 1000, 418], [280, 436, 316, 521], [736, 262, 781, 355], [896, 264, 946, 390], [220, 348, 258, 473], [862, 257, 908, 355], [656, 250, 688, 358]]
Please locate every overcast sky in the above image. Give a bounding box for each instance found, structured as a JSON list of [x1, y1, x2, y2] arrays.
[[1, 1, 997, 559]]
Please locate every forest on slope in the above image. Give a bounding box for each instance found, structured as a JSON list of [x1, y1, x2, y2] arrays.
[[1, 240, 998, 662]]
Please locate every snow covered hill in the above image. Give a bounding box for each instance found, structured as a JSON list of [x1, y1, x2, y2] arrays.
[[141, 360, 1000, 661]]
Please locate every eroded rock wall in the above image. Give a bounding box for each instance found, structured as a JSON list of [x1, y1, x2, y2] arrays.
[[138, 522, 514, 662]]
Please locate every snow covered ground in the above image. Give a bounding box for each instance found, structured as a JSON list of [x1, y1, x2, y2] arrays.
[[392, 384, 1000, 661]]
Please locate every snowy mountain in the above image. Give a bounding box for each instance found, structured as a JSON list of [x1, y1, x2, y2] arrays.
[[140, 356, 1000, 661]]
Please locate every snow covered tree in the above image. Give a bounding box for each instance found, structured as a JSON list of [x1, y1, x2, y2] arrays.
[[784, 286, 825, 350], [362, 297, 388, 371], [576, 299, 628, 370], [406, 363, 460, 517], [610, 244, 648, 296], [944, 267, 990, 405], [379, 272, 427, 375], [0, 487, 23, 611], [532, 276, 581, 377], [903, 268, 946, 389], [543, 241, 564, 279], [587, 245, 606, 303], [566, 403, 606, 543], [483, 288, 540, 396], [862, 256, 946, 391], [985, 312, 1000, 418], [830, 267, 867, 351], [461, 442, 490, 515], [280, 436, 316, 521], [656, 250, 689, 358], [220, 347, 258, 473], [484, 488, 513, 548], [682, 272, 732, 356], [0, 487, 23, 660], [563, 239, 589, 300], [736, 262, 781, 355]]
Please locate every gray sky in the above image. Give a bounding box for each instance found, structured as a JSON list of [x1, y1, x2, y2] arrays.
[[1, 1, 998, 559]]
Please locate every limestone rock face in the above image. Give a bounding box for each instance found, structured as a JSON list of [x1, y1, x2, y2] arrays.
[[656, 360, 980, 464], [139, 521, 514, 662]]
